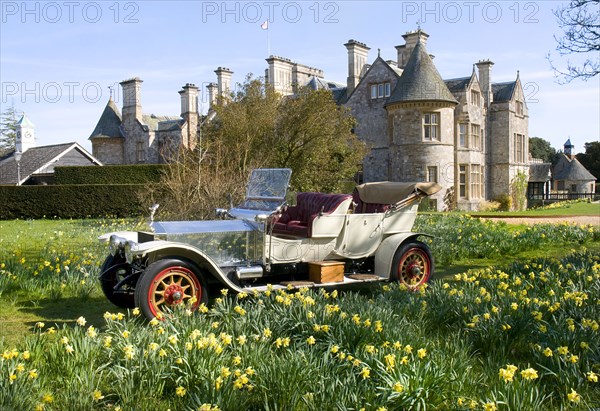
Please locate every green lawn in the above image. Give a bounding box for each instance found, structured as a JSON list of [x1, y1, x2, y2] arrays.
[[467, 200, 600, 217]]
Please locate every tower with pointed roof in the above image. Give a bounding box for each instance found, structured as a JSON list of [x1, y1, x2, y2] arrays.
[[384, 38, 458, 210], [563, 138, 574, 158], [16, 113, 36, 153]]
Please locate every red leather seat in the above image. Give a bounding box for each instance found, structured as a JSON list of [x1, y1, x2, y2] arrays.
[[273, 192, 352, 237]]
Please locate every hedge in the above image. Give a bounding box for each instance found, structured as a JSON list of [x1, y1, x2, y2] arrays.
[[0, 184, 155, 219], [54, 165, 168, 185]]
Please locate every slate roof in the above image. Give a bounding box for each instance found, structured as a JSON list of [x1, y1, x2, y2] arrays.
[[142, 114, 182, 132], [0, 143, 99, 185], [528, 163, 552, 182], [306, 76, 345, 91], [444, 77, 471, 93], [492, 82, 516, 102], [386, 42, 458, 106], [89, 98, 123, 140], [553, 157, 597, 181], [305, 76, 348, 104], [331, 88, 348, 104]]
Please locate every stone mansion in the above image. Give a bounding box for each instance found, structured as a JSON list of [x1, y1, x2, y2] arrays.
[[90, 30, 529, 211]]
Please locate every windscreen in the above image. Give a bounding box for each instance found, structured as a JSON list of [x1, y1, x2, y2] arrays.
[[246, 168, 292, 200]]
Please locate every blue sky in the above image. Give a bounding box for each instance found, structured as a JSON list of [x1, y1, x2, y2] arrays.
[[1, 0, 598, 153]]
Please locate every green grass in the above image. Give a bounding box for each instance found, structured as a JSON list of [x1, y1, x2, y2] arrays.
[[467, 200, 600, 217]]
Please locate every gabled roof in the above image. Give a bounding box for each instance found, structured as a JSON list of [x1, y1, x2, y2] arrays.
[[553, 156, 597, 181], [386, 42, 458, 106], [89, 98, 123, 140], [492, 82, 516, 103], [0, 143, 101, 185], [344, 56, 401, 104], [528, 163, 552, 182]]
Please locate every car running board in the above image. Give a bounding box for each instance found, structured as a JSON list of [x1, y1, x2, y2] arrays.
[[245, 274, 385, 292]]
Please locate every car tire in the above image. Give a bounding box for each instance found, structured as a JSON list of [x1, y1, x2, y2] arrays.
[[100, 254, 136, 309], [391, 240, 433, 289], [134, 259, 208, 320]]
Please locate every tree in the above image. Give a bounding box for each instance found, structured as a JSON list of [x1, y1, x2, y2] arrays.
[[272, 86, 366, 192], [0, 103, 19, 156], [576, 141, 600, 180], [529, 137, 559, 164], [204, 76, 366, 193], [549, 0, 600, 83]]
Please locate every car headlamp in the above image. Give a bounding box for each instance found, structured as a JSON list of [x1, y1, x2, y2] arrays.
[[109, 235, 127, 256], [124, 240, 139, 264]]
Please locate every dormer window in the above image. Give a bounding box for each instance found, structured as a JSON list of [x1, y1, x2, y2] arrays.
[[370, 82, 391, 99]]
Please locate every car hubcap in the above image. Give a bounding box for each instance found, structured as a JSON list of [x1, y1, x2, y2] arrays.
[[149, 267, 201, 316], [398, 249, 430, 287]]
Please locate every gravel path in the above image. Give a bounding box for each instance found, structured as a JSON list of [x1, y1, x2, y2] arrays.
[[483, 215, 600, 226]]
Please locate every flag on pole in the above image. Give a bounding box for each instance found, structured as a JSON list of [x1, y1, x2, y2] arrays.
[[261, 20, 269, 30]]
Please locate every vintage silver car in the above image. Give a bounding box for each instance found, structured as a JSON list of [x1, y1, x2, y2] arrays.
[[99, 168, 440, 319]]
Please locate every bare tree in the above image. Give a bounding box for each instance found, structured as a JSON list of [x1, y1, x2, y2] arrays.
[[549, 0, 600, 83]]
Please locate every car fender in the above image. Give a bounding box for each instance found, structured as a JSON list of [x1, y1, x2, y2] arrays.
[[137, 241, 244, 293], [374, 233, 432, 279], [98, 231, 140, 243]]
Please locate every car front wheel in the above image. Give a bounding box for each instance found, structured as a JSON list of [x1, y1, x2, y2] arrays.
[[100, 254, 136, 309], [134, 259, 208, 320], [391, 241, 433, 289]]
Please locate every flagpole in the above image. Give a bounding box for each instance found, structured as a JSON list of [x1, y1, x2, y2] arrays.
[[267, 26, 270, 57], [261, 20, 270, 56]]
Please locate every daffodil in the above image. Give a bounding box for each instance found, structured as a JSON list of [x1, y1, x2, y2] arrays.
[[587, 371, 598, 383], [520, 368, 538, 380], [93, 389, 104, 401], [359, 367, 370, 379], [567, 389, 580, 403]]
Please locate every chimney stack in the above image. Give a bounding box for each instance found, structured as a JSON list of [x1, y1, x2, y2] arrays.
[[179, 83, 199, 149], [344, 39, 370, 95], [215, 67, 233, 99], [179, 83, 198, 115], [475, 59, 494, 108], [120, 77, 143, 122], [395, 30, 429, 69], [206, 82, 218, 109]]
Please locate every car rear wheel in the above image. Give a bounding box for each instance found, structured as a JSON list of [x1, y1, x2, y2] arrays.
[[100, 255, 136, 309], [391, 241, 433, 289], [134, 259, 208, 320]]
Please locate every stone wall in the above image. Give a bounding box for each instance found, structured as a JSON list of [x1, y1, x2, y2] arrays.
[[344, 59, 399, 182], [92, 138, 124, 165]]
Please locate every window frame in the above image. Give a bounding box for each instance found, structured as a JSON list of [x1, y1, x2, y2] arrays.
[[426, 166, 438, 183], [423, 112, 440, 141], [136, 141, 146, 163], [459, 123, 468, 147], [470, 164, 483, 199], [459, 164, 467, 199], [470, 90, 481, 107]]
